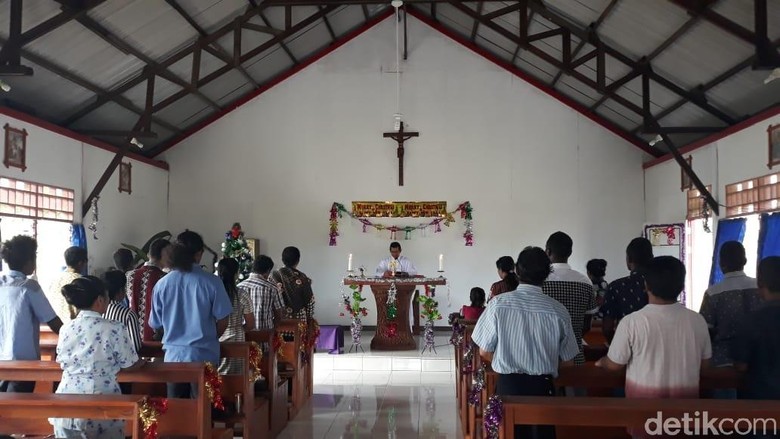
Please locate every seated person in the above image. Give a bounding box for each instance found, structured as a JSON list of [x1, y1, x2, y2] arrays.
[[375, 242, 416, 278], [461, 287, 486, 320]]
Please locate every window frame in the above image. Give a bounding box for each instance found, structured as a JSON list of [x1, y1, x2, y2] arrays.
[[686, 185, 712, 220], [725, 171, 780, 218], [0, 176, 74, 223]]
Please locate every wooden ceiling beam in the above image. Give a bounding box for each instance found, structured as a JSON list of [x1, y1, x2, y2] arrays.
[[258, 12, 298, 65], [668, 0, 755, 44], [319, 6, 338, 42]]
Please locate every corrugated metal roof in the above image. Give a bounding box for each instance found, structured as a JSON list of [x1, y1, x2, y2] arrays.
[[0, 0, 776, 160]]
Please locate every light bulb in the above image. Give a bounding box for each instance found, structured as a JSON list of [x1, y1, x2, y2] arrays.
[[130, 137, 143, 148], [391, 0, 403, 8], [648, 134, 663, 147], [764, 68, 780, 85], [0, 80, 11, 92]]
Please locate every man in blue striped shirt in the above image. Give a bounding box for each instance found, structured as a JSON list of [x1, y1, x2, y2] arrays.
[[473, 246, 579, 439]]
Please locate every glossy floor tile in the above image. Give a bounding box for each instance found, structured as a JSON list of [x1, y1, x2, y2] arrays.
[[278, 338, 463, 439]]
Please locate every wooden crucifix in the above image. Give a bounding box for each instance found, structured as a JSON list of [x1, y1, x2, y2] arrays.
[[383, 121, 419, 186]]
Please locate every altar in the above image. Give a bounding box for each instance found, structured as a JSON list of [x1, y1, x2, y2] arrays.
[[343, 277, 447, 351]]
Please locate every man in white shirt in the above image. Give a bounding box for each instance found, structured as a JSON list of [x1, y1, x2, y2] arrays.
[[375, 242, 417, 278]]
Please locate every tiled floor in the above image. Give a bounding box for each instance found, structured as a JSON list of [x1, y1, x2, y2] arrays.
[[276, 333, 463, 439]]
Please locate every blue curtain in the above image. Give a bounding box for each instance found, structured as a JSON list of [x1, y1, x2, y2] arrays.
[[70, 224, 88, 275], [709, 218, 747, 286], [758, 213, 780, 260]]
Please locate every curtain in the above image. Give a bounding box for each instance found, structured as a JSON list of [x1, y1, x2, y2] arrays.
[[70, 224, 88, 275], [709, 218, 747, 286], [758, 213, 780, 260]]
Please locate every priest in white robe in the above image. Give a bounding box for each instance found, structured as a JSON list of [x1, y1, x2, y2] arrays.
[[375, 242, 417, 278]]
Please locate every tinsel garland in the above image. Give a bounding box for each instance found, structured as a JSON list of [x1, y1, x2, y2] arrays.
[[329, 201, 474, 246], [449, 322, 465, 346], [483, 395, 503, 439], [273, 334, 285, 361], [462, 345, 474, 375], [298, 321, 320, 364], [248, 342, 263, 383], [386, 282, 398, 338], [140, 397, 168, 439], [468, 365, 486, 406], [204, 363, 225, 410], [88, 197, 99, 239]]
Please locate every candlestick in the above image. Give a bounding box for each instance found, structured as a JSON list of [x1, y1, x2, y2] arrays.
[[438, 254, 444, 272], [348, 253, 353, 272]]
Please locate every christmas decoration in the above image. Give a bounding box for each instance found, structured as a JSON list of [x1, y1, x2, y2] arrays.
[[468, 365, 485, 407], [386, 282, 398, 338], [140, 397, 168, 439], [248, 342, 263, 383], [88, 197, 99, 239], [450, 321, 465, 346], [204, 363, 225, 410], [220, 223, 254, 281], [420, 285, 442, 354], [462, 344, 474, 375], [483, 395, 504, 439], [273, 333, 284, 361], [298, 321, 319, 364], [352, 201, 447, 218], [350, 318, 363, 351], [341, 283, 368, 352], [329, 201, 475, 246]]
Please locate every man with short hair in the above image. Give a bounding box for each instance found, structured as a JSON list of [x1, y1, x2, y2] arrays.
[[597, 257, 710, 439], [375, 242, 417, 278], [473, 246, 579, 439], [113, 248, 135, 273], [600, 237, 654, 343], [272, 246, 315, 322], [700, 241, 761, 367], [542, 231, 597, 365], [0, 235, 63, 393], [127, 239, 171, 341], [240, 255, 284, 330], [48, 246, 88, 322]]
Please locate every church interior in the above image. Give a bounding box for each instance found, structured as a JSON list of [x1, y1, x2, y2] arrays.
[[0, 0, 779, 438]]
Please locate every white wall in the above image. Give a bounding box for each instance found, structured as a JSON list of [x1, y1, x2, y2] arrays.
[[0, 112, 170, 273], [644, 113, 780, 224], [162, 16, 646, 325]]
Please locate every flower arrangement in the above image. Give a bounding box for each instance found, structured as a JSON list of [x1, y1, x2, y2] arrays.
[[340, 284, 368, 319]]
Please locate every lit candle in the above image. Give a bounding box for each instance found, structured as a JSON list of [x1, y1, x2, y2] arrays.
[[348, 254, 353, 272], [438, 254, 444, 272]]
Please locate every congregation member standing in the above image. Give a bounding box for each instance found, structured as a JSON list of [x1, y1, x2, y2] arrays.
[[732, 256, 780, 402], [149, 231, 232, 398], [489, 256, 519, 301], [699, 241, 761, 368], [272, 247, 315, 323], [239, 255, 284, 331], [0, 236, 63, 393], [126, 239, 170, 341], [597, 257, 710, 404], [600, 237, 653, 343], [472, 246, 579, 439], [542, 232, 597, 365], [102, 270, 142, 354], [52, 276, 143, 438], [48, 246, 87, 322], [113, 248, 135, 273], [216, 258, 254, 375], [586, 259, 609, 307]]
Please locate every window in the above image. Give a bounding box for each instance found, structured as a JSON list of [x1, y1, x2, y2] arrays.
[[686, 186, 712, 220], [0, 176, 74, 302], [726, 172, 780, 217], [0, 177, 74, 222]]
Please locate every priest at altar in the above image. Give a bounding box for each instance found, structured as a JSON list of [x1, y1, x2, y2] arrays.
[[375, 242, 417, 277]]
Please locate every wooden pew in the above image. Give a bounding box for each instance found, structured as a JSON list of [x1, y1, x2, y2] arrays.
[[0, 393, 144, 438], [219, 342, 270, 439], [0, 361, 231, 439], [499, 396, 780, 439], [246, 330, 289, 437], [276, 320, 308, 419]]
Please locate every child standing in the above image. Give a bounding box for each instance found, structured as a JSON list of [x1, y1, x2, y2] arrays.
[[51, 276, 144, 439], [461, 287, 486, 320]]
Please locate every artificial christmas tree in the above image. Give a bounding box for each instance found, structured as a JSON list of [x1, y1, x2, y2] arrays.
[[221, 223, 254, 281]]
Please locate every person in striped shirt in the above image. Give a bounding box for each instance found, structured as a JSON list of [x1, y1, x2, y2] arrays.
[[102, 270, 142, 354], [472, 246, 579, 439]]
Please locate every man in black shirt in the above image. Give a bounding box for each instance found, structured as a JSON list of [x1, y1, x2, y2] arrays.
[[732, 256, 780, 402]]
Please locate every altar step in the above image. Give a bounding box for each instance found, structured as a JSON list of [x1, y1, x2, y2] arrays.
[[313, 331, 455, 374]]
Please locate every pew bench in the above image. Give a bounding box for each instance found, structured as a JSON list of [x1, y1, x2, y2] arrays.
[[0, 393, 144, 438], [246, 330, 289, 437], [219, 342, 271, 439], [499, 396, 780, 439], [0, 361, 231, 439]]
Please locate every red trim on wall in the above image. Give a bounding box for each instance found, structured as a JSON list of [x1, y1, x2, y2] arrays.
[[642, 105, 780, 169], [152, 8, 395, 158], [406, 8, 659, 157], [0, 107, 169, 170]]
